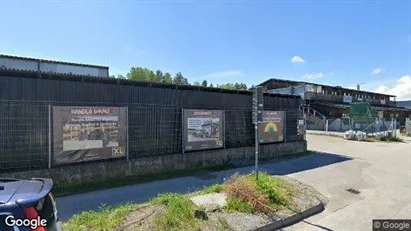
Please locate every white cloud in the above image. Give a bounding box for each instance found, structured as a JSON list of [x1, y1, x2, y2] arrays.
[[291, 56, 305, 64], [196, 70, 245, 80], [302, 72, 324, 80], [374, 75, 411, 100], [372, 68, 385, 75]]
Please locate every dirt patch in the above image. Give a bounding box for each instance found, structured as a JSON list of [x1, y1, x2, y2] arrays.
[[116, 204, 166, 231]]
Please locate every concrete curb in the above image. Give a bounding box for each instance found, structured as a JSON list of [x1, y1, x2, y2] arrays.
[[306, 131, 344, 138], [254, 202, 325, 231]]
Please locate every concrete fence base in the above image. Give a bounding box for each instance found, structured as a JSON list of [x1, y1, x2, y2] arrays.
[[1, 141, 307, 190]]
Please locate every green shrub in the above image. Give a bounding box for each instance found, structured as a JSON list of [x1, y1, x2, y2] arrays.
[[224, 197, 253, 213], [62, 203, 139, 231], [378, 136, 402, 142], [201, 184, 224, 194], [248, 172, 292, 206], [153, 193, 199, 231]]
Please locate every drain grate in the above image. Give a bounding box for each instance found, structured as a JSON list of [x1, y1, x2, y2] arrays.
[[347, 188, 360, 194]]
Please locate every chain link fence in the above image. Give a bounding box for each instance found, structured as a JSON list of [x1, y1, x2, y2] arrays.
[[0, 100, 304, 173], [324, 117, 400, 134]]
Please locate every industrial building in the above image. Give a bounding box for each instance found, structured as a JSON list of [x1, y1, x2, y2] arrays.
[[259, 78, 411, 129], [0, 54, 109, 78], [397, 100, 411, 109]]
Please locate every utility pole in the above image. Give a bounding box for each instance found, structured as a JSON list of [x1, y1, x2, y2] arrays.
[[357, 82, 365, 91], [252, 86, 264, 181]]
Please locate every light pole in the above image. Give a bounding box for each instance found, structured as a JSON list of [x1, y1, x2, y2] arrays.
[[252, 86, 264, 181]]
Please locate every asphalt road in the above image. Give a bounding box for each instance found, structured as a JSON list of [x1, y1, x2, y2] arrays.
[[56, 134, 411, 231], [282, 135, 411, 231]]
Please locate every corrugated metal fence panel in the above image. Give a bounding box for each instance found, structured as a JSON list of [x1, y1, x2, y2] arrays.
[[0, 75, 303, 172]]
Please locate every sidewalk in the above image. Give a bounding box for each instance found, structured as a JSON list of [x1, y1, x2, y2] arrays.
[[56, 151, 350, 221], [306, 129, 411, 141], [306, 130, 344, 137]]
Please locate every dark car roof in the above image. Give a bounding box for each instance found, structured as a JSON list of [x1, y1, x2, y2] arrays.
[[0, 178, 53, 207]]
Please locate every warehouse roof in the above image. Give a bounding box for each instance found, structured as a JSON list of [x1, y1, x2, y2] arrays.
[[315, 102, 411, 112], [0, 54, 109, 69], [258, 78, 396, 97], [0, 68, 300, 99]]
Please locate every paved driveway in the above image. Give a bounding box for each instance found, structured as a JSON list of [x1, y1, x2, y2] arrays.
[[57, 135, 411, 231], [283, 135, 411, 231]]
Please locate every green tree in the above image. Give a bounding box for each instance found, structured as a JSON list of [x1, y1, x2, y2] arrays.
[[216, 82, 248, 90], [117, 74, 126, 79], [236, 83, 248, 90], [193, 81, 201, 86], [201, 80, 208, 87], [127, 67, 156, 82], [162, 72, 173, 84], [209, 83, 214, 88], [219, 83, 235, 89], [155, 70, 163, 83], [173, 72, 189, 85]]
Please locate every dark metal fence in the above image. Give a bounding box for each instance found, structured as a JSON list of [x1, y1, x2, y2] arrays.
[[0, 75, 303, 173]]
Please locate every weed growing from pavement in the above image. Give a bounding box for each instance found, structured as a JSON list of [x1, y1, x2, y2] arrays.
[[201, 183, 224, 194], [62, 203, 140, 231], [151, 193, 201, 231], [367, 136, 403, 143], [248, 173, 293, 207], [223, 172, 294, 213], [217, 216, 231, 230], [224, 174, 272, 213], [379, 137, 403, 142], [224, 197, 253, 213]]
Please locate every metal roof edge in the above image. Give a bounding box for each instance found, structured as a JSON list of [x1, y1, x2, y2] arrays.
[[0, 54, 109, 69], [258, 78, 397, 97]]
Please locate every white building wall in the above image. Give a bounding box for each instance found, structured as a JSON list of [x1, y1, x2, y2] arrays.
[[0, 57, 38, 71], [0, 56, 109, 78]]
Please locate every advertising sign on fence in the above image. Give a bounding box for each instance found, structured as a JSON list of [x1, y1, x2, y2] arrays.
[[343, 95, 353, 103], [52, 106, 127, 165], [183, 109, 224, 151], [258, 111, 285, 143]]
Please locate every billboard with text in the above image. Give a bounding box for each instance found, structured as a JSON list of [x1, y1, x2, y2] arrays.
[[52, 106, 127, 165], [258, 111, 285, 143], [183, 109, 224, 151]]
